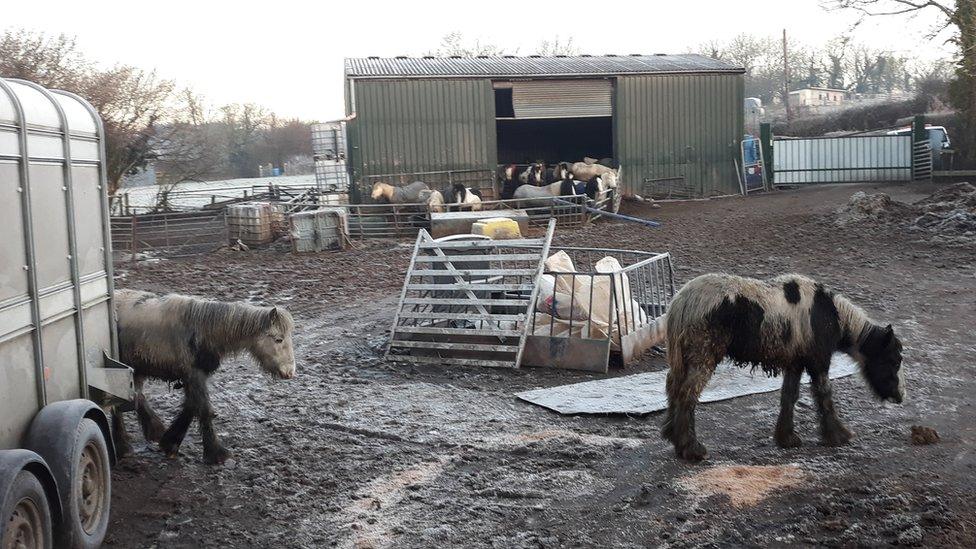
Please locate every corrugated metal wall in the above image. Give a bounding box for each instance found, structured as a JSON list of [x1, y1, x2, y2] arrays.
[[512, 80, 612, 118], [616, 74, 744, 197], [346, 78, 496, 202]]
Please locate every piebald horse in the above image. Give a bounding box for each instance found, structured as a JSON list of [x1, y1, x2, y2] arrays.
[[449, 183, 483, 211]]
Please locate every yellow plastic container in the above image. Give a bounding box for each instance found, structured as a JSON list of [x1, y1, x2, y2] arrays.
[[472, 217, 522, 239]]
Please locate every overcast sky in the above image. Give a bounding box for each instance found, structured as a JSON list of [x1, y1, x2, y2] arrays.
[[3, 0, 954, 121]]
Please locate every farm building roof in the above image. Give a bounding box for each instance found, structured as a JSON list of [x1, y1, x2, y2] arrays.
[[344, 54, 744, 78]]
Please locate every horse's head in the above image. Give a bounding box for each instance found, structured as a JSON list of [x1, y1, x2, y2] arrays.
[[451, 183, 466, 203], [556, 162, 572, 181], [371, 182, 393, 202], [860, 324, 904, 404], [530, 163, 545, 184], [251, 307, 296, 380]]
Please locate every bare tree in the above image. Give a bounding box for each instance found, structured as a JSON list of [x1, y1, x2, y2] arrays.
[[536, 37, 580, 56], [429, 32, 514, 56], [84, 66, 175, 194], [826, 0, 976, 164], [1, 29, 175, 194]]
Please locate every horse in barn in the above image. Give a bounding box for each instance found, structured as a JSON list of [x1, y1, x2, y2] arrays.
[[418, 189, 446, 213], [519, 163, 546, 186], [661, 273, 905, 462], [448, 183, 483, 211], [370, 181, 430, 204], [112, 289, 296, 465], [497, 164, 519, 200], [512, 179, 578, 208]]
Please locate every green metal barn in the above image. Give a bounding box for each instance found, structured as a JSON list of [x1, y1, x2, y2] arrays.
[[343, 54, 745, 202]]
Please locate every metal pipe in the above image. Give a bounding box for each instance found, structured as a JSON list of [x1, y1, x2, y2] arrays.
[[53, 88, 119, 358], [17, 79, 89, 398], [0, 78, 47, 407]]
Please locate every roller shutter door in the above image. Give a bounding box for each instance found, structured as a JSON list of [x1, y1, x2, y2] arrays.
[[511, 79, 612, 119]]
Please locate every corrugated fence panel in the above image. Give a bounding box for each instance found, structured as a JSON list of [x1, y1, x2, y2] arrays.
[[351, 79, 496, 200], [615, 73, 743, 198], [773, 135, 912, 184], [512, 79, 612, 118]]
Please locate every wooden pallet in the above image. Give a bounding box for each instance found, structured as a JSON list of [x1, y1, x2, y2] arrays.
[[386, 219, 555, 368]]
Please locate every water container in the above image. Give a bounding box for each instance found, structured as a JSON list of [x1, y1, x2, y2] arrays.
[[227, 203, 275, 246]]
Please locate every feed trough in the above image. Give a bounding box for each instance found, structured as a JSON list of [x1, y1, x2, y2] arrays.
[[387, 221, 675, 372]]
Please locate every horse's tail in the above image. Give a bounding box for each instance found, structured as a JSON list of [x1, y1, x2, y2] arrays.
[[661, 315, 683, 443]]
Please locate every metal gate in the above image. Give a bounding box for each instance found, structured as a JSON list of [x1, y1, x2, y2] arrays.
[[386, 220, 555, 368], [773, 134, 913, 184]]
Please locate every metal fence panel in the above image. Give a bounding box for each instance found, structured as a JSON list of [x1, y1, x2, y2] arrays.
[[773, 135, 912, 184], [111, 210, 228, 258]]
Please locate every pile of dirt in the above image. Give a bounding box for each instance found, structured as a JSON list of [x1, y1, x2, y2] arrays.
[[911, 183, 976, 241], [837, 184, 976, 244], [835, 191, 919, 225], [911, 425, 941, 445]]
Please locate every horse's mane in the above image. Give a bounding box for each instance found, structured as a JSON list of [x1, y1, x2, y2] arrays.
[[833, 292, 872, 345], [173, 296, 293, 354]]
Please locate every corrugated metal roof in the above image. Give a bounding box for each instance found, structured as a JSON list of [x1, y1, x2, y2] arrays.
[[345, 54, 744, 78]]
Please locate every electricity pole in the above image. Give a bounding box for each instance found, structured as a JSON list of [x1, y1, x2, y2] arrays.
[[782, 29, 792, 123]]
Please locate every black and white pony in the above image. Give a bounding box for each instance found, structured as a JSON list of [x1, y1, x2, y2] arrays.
[[545, 162, 573, 184], [498, 164, 520, 200], [661, 273, 905, 462], [448, 183, 483, 211], [519, 163, 546, 186], [113, 289, 296, 465]]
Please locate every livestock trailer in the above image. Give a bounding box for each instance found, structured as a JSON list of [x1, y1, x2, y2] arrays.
[[343, 54, 745, 202], [1, 77, 134, 548]]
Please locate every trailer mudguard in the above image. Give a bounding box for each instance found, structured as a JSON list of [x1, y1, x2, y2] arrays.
[[0, 448, 63, 531], [23, 400, 116, 469]]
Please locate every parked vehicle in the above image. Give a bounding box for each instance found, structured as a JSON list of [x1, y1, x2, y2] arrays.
[[1, 77, 134, 549], [887, 125, 953, 170]]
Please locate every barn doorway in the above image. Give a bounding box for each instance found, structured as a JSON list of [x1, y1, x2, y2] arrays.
[[493, 79, 614, 165]]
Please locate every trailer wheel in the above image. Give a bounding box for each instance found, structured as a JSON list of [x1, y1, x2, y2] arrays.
[[1, 470, 53, 549], [57, 419, 111, 549]]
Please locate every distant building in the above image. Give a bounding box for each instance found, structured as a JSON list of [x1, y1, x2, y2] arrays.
[[788, 87, 847, 107]]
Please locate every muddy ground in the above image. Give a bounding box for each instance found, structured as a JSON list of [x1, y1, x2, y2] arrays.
[[108, 182, 976, 548]]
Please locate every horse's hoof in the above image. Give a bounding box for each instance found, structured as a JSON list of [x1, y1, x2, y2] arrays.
[[822, 425, 853, 447], [775, 432, 803, 449], [115, 442, 133, 459], [159, 440, 181, 458], [677, 441, 708, 462], [145, 421, 166, 443], [203, 447, 231, 466]]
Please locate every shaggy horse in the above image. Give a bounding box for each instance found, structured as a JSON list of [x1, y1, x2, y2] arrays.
[[512, 180, 579, 209], [519, 163, 546, 186], [662, 273, 904, 462], [418, 189, 446, 213], [497, 164, 520, 200], [370, 181, 430, 204], [448, 183, 483, 211], [112, 289, 296, 465], [544, 162, 573, 184]]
